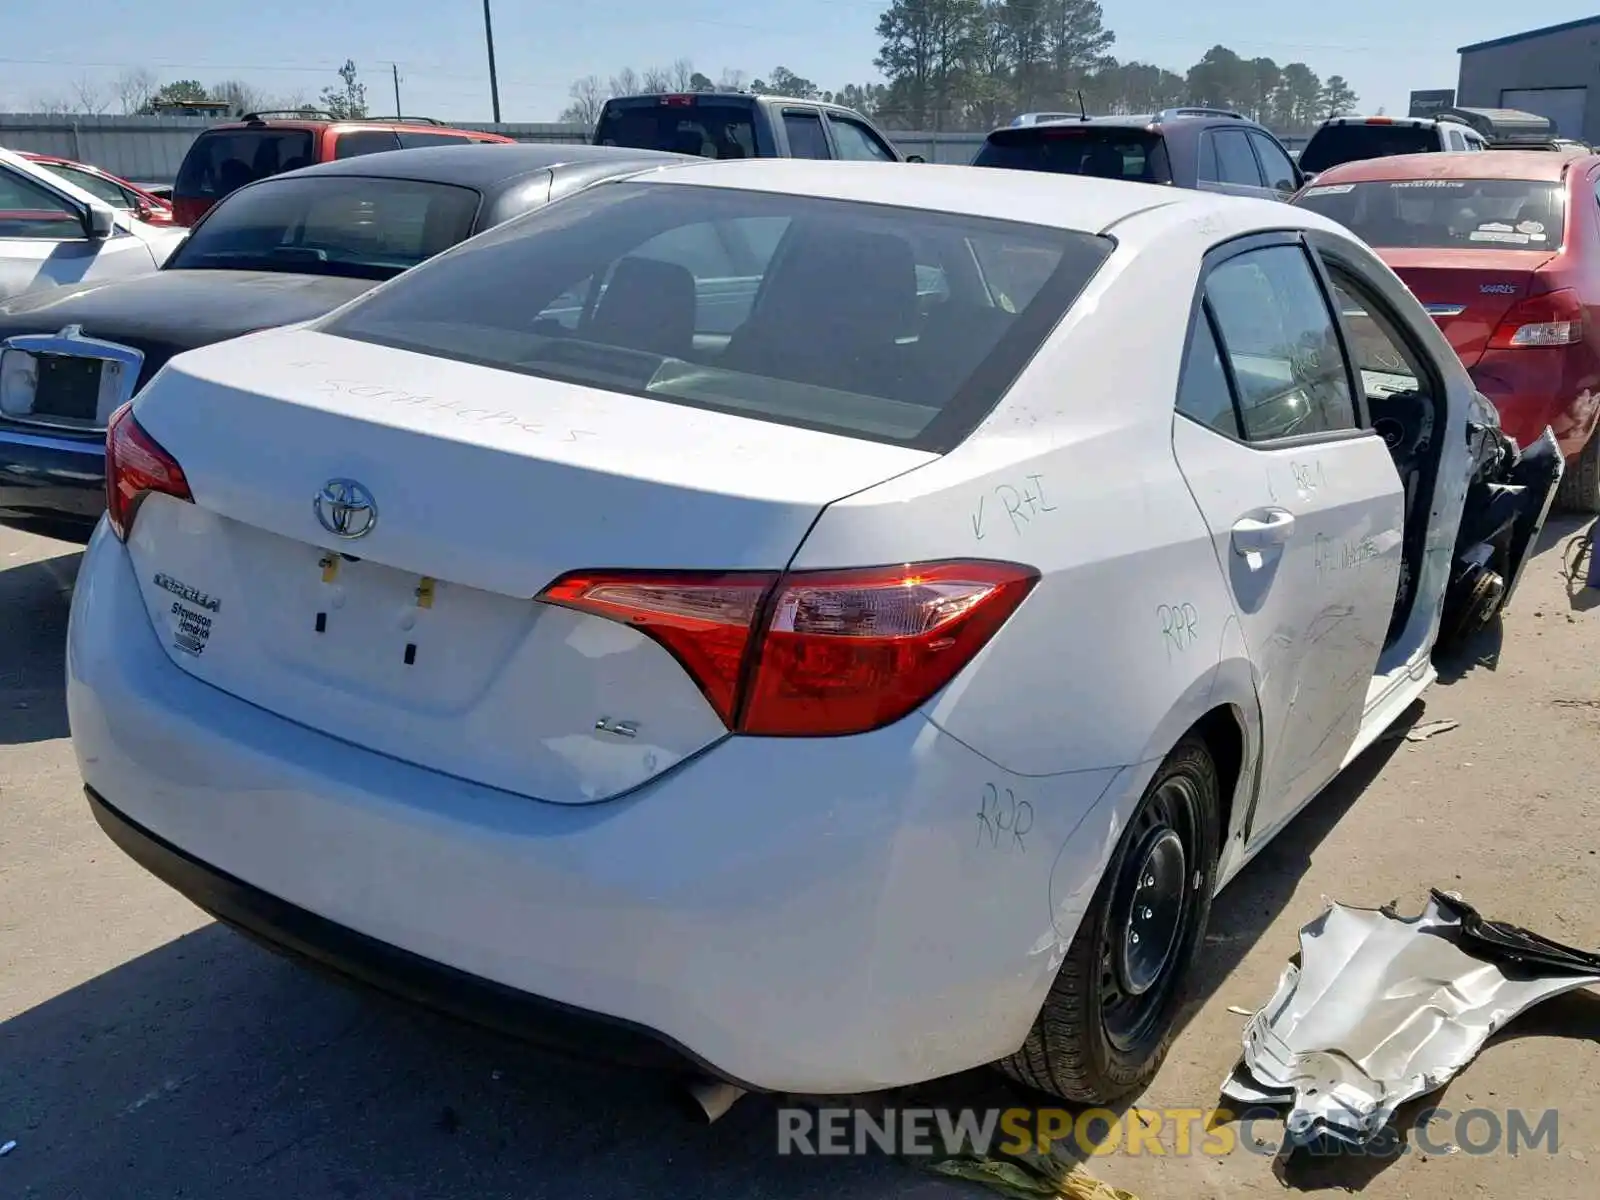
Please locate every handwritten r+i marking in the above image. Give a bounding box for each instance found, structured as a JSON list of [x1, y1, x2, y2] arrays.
[[972, 474, 1056, 540]]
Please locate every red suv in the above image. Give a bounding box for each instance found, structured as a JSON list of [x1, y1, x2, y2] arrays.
[[171, 112, 515, 225]]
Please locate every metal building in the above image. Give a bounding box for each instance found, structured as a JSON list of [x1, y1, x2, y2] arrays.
[[1457, 16, 1600, 142]]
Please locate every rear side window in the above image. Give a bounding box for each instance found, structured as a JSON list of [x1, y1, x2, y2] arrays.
[[1212, 130, 1264, 186], [174, 129, 317, 201], [1296, 178, 1565, 251], [38, 163, 132, 208], [167, 175, 480, 280], [321, 182, 1114, 451], [397, 131, 473, 149], [596, 102, 757, 159], [973, 126, 1170, 183], [335, 130, 402, 159], [1205, 245, 1356, 440], [1299, 124, 1439, 173], [783, 111, 831, 159]]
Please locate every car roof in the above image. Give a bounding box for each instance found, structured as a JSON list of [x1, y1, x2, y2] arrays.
[[202, 117, 492, 134], [1315, 114, 1447, 131], [279, 141, 687, 189], [629, 157, 1253, 233], [987, 111, 1266, 136], [602, 90, 868, 116], [1307, 149, 1594, 185]]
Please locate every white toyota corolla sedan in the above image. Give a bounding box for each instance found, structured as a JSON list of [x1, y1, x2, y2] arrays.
[[67, 159, 1560, 1105]]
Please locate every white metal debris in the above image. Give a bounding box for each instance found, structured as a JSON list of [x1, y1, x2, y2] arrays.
[[1221, 891, 1600, 1147]]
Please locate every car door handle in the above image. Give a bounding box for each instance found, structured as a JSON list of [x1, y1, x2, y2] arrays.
[[1231, 509, 1296, 554]]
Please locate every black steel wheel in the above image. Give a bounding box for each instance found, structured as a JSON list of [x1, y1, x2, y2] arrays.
[[994, 735, 1222, 1104]]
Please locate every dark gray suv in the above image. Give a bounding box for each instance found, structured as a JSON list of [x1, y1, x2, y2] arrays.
[[972, 107, 1304, 201]]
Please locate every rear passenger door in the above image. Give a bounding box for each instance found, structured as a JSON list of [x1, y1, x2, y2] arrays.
[[780, 109, 833, 159], [1168, 234, 1403, 842], [1199, 127, 1271, 199]]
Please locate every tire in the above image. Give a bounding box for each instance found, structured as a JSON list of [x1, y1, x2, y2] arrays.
[[994, 736, 1222, 1104], [1558, 430, 1600, 514]]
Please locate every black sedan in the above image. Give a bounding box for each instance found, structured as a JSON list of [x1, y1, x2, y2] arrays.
[[0, 141, 686, 541]]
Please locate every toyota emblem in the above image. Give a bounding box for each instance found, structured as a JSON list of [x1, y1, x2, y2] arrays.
[[313, 478, 378, 539]]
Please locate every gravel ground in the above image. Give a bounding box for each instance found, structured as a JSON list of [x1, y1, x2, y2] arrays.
[[1, 517, 1595, 1200]]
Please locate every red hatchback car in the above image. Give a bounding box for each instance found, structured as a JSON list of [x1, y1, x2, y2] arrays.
[[19, 152, 174, 225], [1295, 150, 1600, 511]]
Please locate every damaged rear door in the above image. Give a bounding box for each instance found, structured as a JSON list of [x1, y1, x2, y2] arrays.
[[1171, 234, 1403, 842]]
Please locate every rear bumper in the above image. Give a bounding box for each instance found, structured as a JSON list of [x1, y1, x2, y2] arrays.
[[0, 423, 105, 542], [1469, 349, 1600, 458], [85, 785, 729, 1080], [67, 524, 1131, 1093]]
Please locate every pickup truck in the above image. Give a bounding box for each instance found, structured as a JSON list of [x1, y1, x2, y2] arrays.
[[592, 91, 920, 162]]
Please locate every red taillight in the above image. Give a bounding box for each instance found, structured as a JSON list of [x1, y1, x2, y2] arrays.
[[540, 560, 1039, 736], [1363, 117, 1394, 125], [105, 403, 192, 541], [1488, 287, 1584, 349], [659, 94, 695, 107]]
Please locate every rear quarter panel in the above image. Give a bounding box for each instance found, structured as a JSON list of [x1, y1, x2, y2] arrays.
[[791, 214, 1255, 781]]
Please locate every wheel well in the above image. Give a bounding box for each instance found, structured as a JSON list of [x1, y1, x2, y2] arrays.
[[1192, 705, 1245, 841]]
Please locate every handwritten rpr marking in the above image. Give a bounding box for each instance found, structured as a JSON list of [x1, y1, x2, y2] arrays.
[[976, 783, 1033, 852], [972, 474, 1057, 540], [1158, 603, 1200, 659]]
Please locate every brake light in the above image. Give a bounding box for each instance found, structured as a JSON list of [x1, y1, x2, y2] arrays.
[[1488, 288, 1584, 349], [660, 94, 695, 107], [540, 560, 1039, 736], [106, 403, 192, 541], [1363, 117, 1394, 125]]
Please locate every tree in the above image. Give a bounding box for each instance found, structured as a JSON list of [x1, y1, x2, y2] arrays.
[[874, 0, 985, 129], [668, 59, 697, 91], [559, 75, 608, 125], [1276, 62, 1323, 130], [210, 79, 270, 117], [689, 72, 716, 92], [319, 59, 368, 119], [609, 67, 641, 98], [641, 66, 673, 92], [1319, 75, 1359, 117], [717, 68, 748, 90], [66, 75, 110, 114], [112, 68, 158, 115], [27, 93, 74, 115]]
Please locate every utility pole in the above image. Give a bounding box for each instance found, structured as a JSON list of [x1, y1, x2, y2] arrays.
[[391, 62, 403, 119], [482, 0, 502, 123]]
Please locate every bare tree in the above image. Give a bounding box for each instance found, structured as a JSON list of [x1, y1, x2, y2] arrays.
[[640, 66, 672, 92], [210, 78, 269, 117], [608, 67, 641, 97], [558, 75, 608, 126], [717, 68, 748, 90], [669, 58, 696, 91], [112, 67, 158, 115], [70, 75, 110, 114], [28, 93, 74, 115]]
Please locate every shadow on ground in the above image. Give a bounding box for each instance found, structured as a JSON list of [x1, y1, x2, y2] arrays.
[[0, 550, 79, 745]]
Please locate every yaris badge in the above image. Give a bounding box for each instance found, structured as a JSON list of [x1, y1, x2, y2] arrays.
[[313, 478, 378, 539]]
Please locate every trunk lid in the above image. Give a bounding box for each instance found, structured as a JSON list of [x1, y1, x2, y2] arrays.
[[1380, 247, 1556, 367], [124, 327, 934, 804]]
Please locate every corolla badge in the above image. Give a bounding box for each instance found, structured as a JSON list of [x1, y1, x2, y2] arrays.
[[1480, 283, 1519, 295], [313, 478, 378, 539]]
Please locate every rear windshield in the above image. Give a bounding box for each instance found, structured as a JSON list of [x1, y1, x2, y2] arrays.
[[596, 102, 757, 158], [1299, 124, 1438, 173], [1296, 178, 1565, 251], [320, 182, 1113, 452], [167, 175, 481, 280], [972, 126, 1170, 183], [174, 129, 317, 202]]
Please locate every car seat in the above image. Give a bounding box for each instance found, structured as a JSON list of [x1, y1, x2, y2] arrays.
[[584, 256, 697, 359], [720, 222, 918, 396]]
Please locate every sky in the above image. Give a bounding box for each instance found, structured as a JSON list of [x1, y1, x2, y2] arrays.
[[2, 1, 1595, 124]]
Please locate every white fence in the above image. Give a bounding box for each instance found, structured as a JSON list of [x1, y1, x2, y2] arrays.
[[0, 113, 986, 183]]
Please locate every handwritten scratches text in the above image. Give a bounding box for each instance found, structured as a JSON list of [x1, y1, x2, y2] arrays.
[[1158, 603, 1200, 658], [976, 783, 1034, 852], [972, 474, 1057, 540]]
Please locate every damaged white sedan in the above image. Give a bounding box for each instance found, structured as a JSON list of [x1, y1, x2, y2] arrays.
[[67, 159, 1561, 1106]]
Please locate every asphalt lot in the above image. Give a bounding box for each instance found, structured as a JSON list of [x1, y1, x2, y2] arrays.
[[2, 516, 1597, 1200]]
